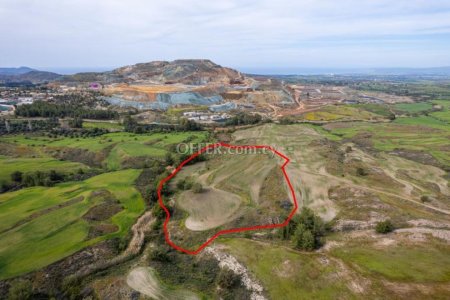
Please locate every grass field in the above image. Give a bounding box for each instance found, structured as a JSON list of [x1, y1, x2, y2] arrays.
[[83, 121, 124, 130], [0, 131, 207, 171], [302, 105, 384, 121], [331, 238, 450, 282], [0, 169, 144, 280], [0, 156, 88, 184], [394, 102, 433, 113], [430, 99, 450, 122], [324, 120, 450, 166], [221, 238, 354, 300]]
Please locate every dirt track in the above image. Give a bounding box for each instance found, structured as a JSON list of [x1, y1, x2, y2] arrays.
[[69, 210, 154, 280], [126, 267, 199, 300]]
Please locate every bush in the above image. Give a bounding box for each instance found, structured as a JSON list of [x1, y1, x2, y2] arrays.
[[356, 167, 368, 176], [420, 195, 430, 203], [375, 220, 394, 234], [217, 267, 241, 290], [192, 182, 203, 193], [7, 279, 32, 300], [283, 207, 326, 250], [10, 171, 23, 183]]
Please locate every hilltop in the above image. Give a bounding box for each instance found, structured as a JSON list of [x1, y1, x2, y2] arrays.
[[61, 59, 244, 85]]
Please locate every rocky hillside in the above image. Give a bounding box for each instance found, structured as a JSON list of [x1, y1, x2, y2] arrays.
[[61, 59, 244, 85]]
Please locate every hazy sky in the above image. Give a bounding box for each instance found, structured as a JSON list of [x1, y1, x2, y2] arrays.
[[1, 0, 450, 71]]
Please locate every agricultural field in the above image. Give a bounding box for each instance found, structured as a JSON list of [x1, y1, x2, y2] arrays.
[[0, 156, 88, 185], [165, 149, 290, 250], [393, 102, 434, 113], [0, 169, 144, 279], [0, 131, 207, 171], [300, 104, 387, 122]]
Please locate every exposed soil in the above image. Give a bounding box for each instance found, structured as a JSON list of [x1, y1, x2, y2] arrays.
[[82, 201, 123, 222]]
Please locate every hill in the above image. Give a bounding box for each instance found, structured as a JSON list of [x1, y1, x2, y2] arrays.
[[0, 67, 35, 75], [61, 59, 243, 85], [0, 68, 61, 84]]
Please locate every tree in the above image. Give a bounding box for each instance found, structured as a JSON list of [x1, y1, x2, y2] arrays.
[[7, 279, 32, 300], [375, 220, 394, 234], [165, 152, 174, 165], [288, 207, 325, 250], [388, 113, 396, 121], [10, 171, 23, 183], [192, 182, 203, 193], [69, 116, 83, 128], [123, 115, 138, 132]]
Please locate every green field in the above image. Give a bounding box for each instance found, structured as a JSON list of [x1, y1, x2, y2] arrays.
[[0, 131, 207, 171], [0, 156, 88, 184], [83, 121, 124, 130], [430, 99, 450, 122], [332, 240, 450, 282], [0, 169, 144, 280], [394, 102, 433, 113], [221, 238, 354, 300], [302, 105, 384, 121], [324, 119, 450, 166]]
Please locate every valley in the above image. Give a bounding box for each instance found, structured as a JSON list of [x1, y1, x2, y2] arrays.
[[0, 60, 449, 299]]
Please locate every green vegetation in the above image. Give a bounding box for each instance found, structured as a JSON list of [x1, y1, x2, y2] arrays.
[[302, 104, 384, 121], [0, 156, 88, 185], [222, 238, 354, 299], [83, 121, 123, 130], [15, 100, 118, 119], [280, 207, 326, 250], [332, 241, 450, 282], [324, 119, 450, 166], [192, 182, 203, 193], [394, 102, 433, 113], [375, 220, 394, 234], [7, 279, 32, 300], [0, 169, 144, 279]]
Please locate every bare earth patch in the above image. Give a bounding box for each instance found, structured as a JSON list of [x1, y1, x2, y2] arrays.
[[178, 188, 242, 231]]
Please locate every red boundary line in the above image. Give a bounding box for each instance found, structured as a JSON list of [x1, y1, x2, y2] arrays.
[[157, 142, 298, 255]]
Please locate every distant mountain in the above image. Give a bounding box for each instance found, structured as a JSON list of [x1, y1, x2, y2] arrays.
[[60, 59, 243, 85], [0, 66, 35, 76], [242, 66, 450, 76], [0, 68, 62, 84]]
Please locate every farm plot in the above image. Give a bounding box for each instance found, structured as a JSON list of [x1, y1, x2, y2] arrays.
[[0, 169, 144, 280]]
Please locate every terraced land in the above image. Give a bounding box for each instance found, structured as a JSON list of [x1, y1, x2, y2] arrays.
[[0, 169, 144, 279]]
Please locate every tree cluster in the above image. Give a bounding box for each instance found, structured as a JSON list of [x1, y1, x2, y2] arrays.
[[122, 115, 202, 134], [225, 112, 262, 126], [280, 207, 326, 251], [15, 100, 118, 119], [1, 168, 98, 193], [0, 118, 59, 134]]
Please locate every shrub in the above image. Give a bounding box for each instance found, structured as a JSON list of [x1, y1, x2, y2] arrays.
[[356, 167, 368, 176], [420, 195, 430, 203], [10, 171, 23, 183], [375, 220, 394, 234], [192, 182, 203, 193], [217, 267, 241, 290], [7, 279, 32, 300]]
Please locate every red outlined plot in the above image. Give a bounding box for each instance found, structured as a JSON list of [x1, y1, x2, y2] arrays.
[[157, 142, 298, 255]]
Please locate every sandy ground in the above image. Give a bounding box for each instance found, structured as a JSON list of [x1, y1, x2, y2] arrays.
[[178, 188, 241, 231], [127, 267, 199, 300]]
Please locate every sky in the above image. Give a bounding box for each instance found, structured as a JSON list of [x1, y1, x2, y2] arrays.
[[1, 0, 450, 72]]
